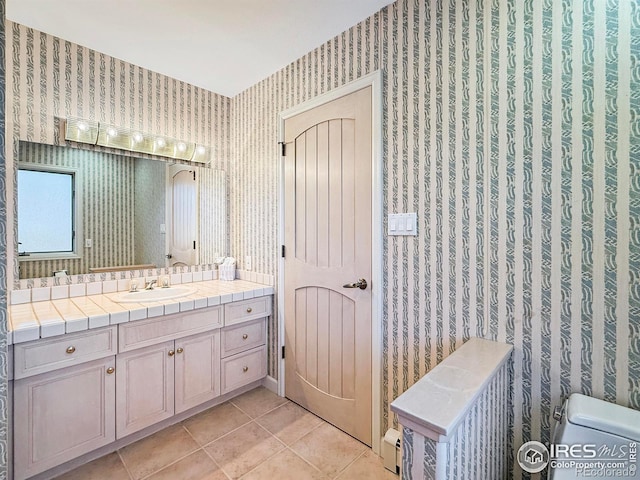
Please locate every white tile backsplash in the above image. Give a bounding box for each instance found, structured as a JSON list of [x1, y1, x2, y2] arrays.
[[51, 285, 69, 300], [10, 289, 31, 305], [117, 279, 131, 292], [31, 287, 51, 303], [69, 283, 87, 298], [86, 282, 102, 296], [102, 280, 118, 294]]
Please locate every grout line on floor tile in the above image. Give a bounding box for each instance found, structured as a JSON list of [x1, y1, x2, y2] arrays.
[[197, 418, 258, 449], [330, 449, 368, 479], [201, 445, 233, 480], [137, 446, 206, 480], [182, 413, 254, 447], [229, 397, 290, 420], [116, 449, 136, 480], [249, 399, 293, 421], [252, 419, 289, 448], [282, 444, 330, 477], [200, 419, 288, 478]]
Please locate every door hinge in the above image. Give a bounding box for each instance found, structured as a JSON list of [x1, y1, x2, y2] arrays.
[[282, 346, 285, 359], [193, 171, 196, 181], [278, 141, 286, 156], [281, 245, 285, 258], [193, 240, 196, 249]]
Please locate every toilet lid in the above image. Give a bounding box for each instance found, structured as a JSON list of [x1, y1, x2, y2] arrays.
[[566, 394, 640, 441]]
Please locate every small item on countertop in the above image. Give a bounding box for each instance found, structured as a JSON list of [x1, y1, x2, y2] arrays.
[[219, 257, 236, 281]]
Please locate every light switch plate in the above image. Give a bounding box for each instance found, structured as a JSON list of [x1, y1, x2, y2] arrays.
[[388, 213, 417, 236], [245, 256, 252, 271]]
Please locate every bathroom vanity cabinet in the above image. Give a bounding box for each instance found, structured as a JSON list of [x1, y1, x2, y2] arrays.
[[11, 293, 272, 480]]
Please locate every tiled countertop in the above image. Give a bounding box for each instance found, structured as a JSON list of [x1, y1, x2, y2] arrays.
[[8, 280, 274, 345], [390, 337, 513, 440]]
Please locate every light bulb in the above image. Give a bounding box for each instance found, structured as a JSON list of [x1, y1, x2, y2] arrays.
[[78, 122, 88, 131], [156, 138, 166, 147], [196, 145, 206, 155], [177, 142, 187, 152], [107, 127, 117, 137], [133, 133, 143, 143]]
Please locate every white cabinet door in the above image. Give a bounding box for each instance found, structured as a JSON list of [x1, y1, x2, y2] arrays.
[[175, 330, 220, 414], [116, 341, 175, 439], [13, 357, 116, 480]]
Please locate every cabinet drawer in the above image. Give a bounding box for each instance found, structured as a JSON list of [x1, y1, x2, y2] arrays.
[[119, 306, 222, 352], [221, 346, 267, 394], [221, 319, 266, 358], [224, 296, 272, 326], [14, 326, 117, 379]]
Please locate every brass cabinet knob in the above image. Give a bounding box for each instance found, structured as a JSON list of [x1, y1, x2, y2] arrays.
[[106, 367, 115, 375], [177, 347, 184, 354], [66, 346, 76, 354], [242, 334, 248, 340], [246, 307, 253, 313], [168, 350, 175, 357], [243, 366, 249, 373]]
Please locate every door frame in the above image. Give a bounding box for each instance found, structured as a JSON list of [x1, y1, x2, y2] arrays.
[[277, 70, 383, 454]]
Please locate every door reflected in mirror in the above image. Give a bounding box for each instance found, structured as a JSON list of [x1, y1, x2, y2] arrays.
[[17, 141, 228, 280]]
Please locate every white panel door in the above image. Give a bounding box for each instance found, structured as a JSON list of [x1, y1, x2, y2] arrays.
[[168, 165, 198, 267], [284, 87, 372, 445]]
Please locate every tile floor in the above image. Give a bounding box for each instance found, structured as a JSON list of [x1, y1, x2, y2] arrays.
[[56, 387, 398, 480]]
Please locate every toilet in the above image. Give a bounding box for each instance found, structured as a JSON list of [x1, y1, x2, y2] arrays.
[[549, 393, 640, 479]]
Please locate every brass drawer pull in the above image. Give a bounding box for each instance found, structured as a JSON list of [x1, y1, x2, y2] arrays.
[[106, 367, 115, 375], [168, 350, 175, 357], [242, 334, 248, 340], [66, 346, 76, 354], [246, 307, 253, 313], [243, 366, 249, 373], [177, 347, 184, 354]]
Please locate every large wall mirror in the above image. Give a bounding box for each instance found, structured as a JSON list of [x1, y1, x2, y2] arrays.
[[17, 141, 228, 280]]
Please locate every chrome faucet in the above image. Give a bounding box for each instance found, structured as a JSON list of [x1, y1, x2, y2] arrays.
[[145, 279, 157, 290]]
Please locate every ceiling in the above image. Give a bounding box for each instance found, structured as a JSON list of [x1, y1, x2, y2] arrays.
[[6, 0, 393, 98]]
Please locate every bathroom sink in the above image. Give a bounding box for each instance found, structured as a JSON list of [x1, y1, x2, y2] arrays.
[[112, 286, 196, 303]]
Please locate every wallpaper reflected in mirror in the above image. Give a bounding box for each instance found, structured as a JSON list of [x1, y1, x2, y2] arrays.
[[17, 141, 228, 279]]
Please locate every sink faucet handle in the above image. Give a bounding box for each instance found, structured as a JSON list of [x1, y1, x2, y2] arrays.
[[129, 280, 139, 292]]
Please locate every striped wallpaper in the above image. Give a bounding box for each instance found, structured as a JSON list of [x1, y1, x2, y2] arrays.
[[230, 0, 640, 478], [1, 0, 638, 477], [0, 0, 8, 476], [19, 141, 135, 278], [5, 19, 232, 288], [134, 158, 166, 268], [17, 143, 228, 279]]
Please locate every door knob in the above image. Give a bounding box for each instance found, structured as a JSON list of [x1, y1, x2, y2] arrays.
[[343, 279, 368, 290]]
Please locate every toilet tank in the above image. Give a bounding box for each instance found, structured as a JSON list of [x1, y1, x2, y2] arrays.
[[549, 394, 639, 479]]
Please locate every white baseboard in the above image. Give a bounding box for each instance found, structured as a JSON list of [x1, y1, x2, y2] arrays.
[[262, 375, 279, 395]]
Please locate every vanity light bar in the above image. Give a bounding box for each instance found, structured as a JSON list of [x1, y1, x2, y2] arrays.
[[63, 117, 211, 164]]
